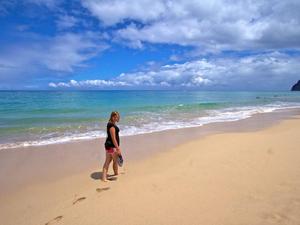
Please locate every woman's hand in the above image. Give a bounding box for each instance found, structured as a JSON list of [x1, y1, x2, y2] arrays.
[[116, 147, 122, 155]]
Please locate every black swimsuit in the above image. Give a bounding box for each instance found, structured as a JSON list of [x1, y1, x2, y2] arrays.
[[104, 122, 120, 149]]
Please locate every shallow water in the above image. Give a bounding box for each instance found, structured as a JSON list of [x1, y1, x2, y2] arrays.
[[1, 90, 300, 149]]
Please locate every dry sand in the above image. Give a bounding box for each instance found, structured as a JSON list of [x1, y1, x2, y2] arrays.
[[1, 111, 300, 225]]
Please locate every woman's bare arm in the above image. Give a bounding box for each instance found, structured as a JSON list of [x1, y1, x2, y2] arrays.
[[109, 127, 121, 153]]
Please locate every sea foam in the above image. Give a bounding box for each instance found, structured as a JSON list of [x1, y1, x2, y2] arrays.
[[1, 102, 299, 150]]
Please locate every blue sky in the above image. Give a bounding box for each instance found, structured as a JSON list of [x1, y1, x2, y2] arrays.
[[0, 0, 300, 90]]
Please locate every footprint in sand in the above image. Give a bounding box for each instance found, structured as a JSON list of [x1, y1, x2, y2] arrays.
[[267, 148, 273, 155], [151, 183, 162, 193], [261, 212, 290, 223], [45, 215, 63, 225], [96, 187, 110, 193], [72, 197, 86, 205], [292, 197, 300, 205]]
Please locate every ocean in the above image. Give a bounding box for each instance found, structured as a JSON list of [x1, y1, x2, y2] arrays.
[[1, 90, 300, 150]]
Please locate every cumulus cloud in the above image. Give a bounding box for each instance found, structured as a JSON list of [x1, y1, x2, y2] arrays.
[[82, 0, 300, 52], [48, 52, 300, 90], [2, 0, 300, 90], [48, 79, 129, 88], [81, 0, 166, 26]]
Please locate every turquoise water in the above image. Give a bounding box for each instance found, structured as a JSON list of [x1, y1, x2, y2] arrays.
[[1, 90, 300, 149]]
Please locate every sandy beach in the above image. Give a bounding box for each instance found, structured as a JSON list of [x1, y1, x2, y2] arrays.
[[1, 1, 300, 224], [2, 0, 300, 224], [1, 109, 300, 225]]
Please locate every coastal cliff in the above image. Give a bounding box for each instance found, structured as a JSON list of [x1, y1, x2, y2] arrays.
[[291, 80, 300, 91]]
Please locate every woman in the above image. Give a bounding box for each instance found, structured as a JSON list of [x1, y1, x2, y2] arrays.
[[102, 111, 122, 182]]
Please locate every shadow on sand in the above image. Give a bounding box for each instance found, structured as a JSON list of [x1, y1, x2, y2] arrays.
[[90, 171, 118, 181]]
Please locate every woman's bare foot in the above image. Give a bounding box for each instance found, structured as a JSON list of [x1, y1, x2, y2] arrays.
[[102, 175, 108, 182]]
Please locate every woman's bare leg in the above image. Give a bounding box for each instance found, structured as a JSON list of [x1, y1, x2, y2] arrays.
[[102, 153, 112, 182], [112, 152, 119, 175]]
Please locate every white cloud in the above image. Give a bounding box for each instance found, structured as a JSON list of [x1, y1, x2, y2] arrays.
[[2, 0, 299, 90], [42, 32, 108, 72], [49, 52, 300, 90], [81, 0, 166, 26], [0, 32, 108, 80], [49, 79, 130, 88], [82, 0, 300, 52], [56, 15, 79, 30]]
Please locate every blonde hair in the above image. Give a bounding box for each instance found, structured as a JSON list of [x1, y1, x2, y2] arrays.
[[109, 111, 120, 123]]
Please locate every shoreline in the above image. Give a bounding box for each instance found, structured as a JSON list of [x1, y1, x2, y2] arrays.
[[2, 106, 300, 151], [1, 107, 300, 196], [2, 104, 300, 151], [1, 107, 300, 225]]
